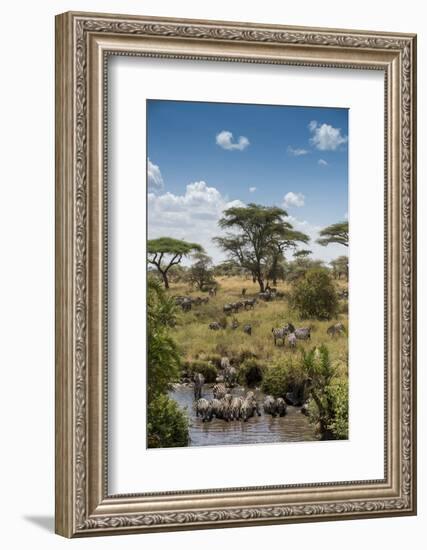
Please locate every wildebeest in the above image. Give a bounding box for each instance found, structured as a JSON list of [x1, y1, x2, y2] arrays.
[[224, 366, 237, 387], [243, 298, 257, 309], [294, 327, 311, 340], [213, 383, 226, 400], [243, 324, 252, 335], [208, 322, 221, 330], [195, 398, 211, 421], [181, 298, 192, 312], [193, 373, 205, 400], [241, 288, 247, 296], [327, 322, 345, 337]]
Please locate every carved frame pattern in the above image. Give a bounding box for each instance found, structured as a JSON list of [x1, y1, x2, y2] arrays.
[[55, 11, 416, 537]]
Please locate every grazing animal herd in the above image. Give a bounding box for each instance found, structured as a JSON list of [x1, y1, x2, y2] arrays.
[[192, 366, 294, 424]]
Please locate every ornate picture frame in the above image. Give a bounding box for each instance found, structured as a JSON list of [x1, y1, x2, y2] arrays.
[[55, 11, 417, 537]]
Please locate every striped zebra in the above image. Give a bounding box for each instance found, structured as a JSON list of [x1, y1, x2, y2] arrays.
[[212, 383, 227, 400], [271, 323, 294, 346]]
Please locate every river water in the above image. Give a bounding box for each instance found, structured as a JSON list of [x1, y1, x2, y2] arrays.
[[169, 384, 318, 447]]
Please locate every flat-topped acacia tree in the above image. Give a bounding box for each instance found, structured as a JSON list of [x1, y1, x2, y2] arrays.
[[316, 221, 349, 247], [214, 203, 309, 292], [148, 237, 203, 289]]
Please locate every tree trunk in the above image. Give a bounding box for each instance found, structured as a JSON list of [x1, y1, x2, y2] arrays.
[[256, 274, 265, 293], [161, 270, 169, 289]]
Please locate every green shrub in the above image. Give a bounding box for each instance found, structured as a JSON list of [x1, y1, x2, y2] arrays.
[[291, 268, 339, 320], [147, 394, 189, 448], [261, 362, 291, 398], [239, 359, 264, 387], [326, 379, 349, 439], [186, 360, 218, 383]]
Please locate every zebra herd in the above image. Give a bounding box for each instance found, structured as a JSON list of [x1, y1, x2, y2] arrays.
[[194, 386, 289, 423], [174, 295, 209, 312]]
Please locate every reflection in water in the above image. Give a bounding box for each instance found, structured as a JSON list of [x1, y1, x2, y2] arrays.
[[169, 384, 318, 447]]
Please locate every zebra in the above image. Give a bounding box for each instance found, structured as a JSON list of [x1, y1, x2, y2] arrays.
[[243, 324, 252, 335], [224, 366, 237, 387], [240, 396, 259, 422], [230, 396, 243, 420], [241, 288, 247, 296], [193, 372, 205, 400], [223, 303, 233, 314], [220, 357, 231, 370], [209, 398, 223, 420], [287, 332, 297, 349], [195, 398, 211, 421], [294, 327, 311, 340], [220, 394, 233, 421], [263, 395, 277, 417], [271, 323, 294, 346], [276, 397, 287, 417], [212, 383, 227, 400], [208, 322, 221, 330]]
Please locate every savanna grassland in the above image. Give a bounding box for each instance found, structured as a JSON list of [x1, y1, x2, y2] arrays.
[[168, 275, 348, 379]]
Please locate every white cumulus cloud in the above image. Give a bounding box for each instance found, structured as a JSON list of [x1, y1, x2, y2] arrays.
[[283, 191, 305, 208], [249, 186, 257, 193], [318, 159, 328, 166], [309, 121, 348, 151], [287, 146, 309, 156], [147, 158, 164, 191], [148, 181, 245, 263], [216, 130, 250, 151]]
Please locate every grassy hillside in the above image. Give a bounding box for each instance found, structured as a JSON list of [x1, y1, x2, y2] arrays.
[[167, 276, 348, 377]]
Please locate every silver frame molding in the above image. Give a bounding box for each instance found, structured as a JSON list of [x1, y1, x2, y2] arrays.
[[55, 11, 417, 538]]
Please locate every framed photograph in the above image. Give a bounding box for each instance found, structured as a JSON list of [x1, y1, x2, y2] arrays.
[[55, 11, 417, 537]]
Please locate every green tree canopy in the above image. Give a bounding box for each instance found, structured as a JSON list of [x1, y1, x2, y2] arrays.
[[330, 255, 349, 280], [316, 221, 349, 247], [214, 203, 309, 292], [188, 252, 215, 290], [147, 237, 204, 288]]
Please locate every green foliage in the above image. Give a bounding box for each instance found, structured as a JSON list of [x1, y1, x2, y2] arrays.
[[291, 268, 338, 320], [317, 221, 349, 247], [262, 360, 292, 397], [147, 237, 203, 255], [326, 379, 349, 439], [188, 252, 216, 290], [302, 345, 348, 440], [239, 359, 264, 387], [214, 203, 309, 291], [185, 360, 218, 383], [147, 237, 204, 288], [147, 278, 181, 401], [147, 394, 189, 448]]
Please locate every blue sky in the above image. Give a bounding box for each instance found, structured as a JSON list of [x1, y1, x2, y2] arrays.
[[147, 99, 348, 264]]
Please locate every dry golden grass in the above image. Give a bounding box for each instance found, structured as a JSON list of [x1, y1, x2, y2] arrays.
[[167, 276, 348, 372]]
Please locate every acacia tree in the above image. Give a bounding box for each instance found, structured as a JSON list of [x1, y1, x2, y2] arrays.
[[330, 255, 349, 280], [317, 221, 349, 247], [214, 203, 309, 292], [147, 237, 203, 289], [188, 252, 215, 290], [267, 230, 310, 286]]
